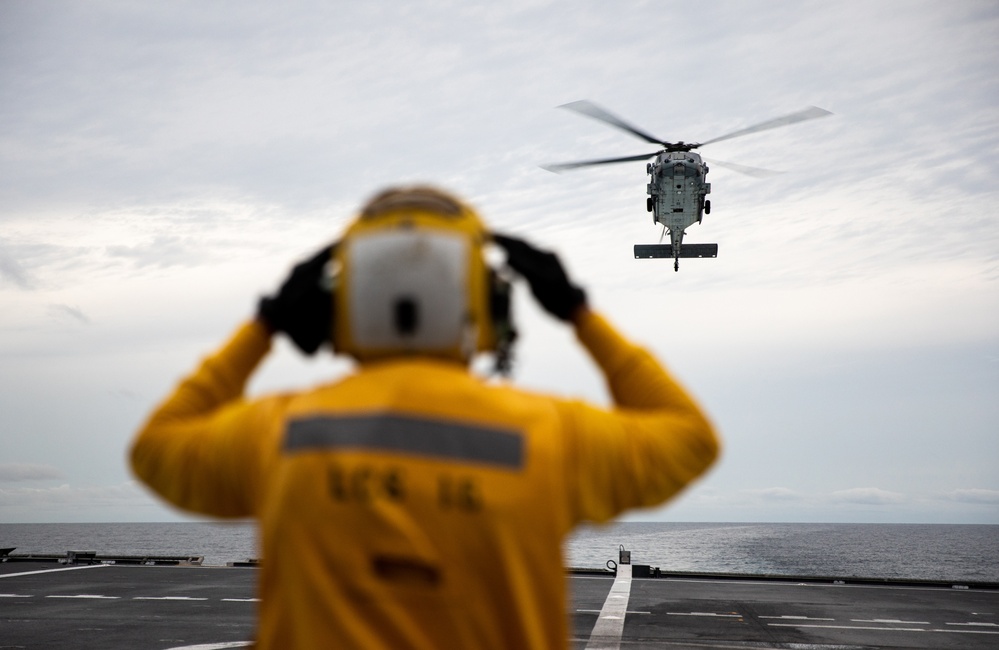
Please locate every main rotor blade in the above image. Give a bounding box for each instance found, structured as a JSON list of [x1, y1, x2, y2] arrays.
[[699, 106, 832, 147], [559, 100, 666, 146], [542, 152, 660, 173], [704, 157, 784, 178]]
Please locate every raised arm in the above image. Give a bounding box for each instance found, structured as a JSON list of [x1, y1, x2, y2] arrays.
[[564, 307, 720, 521], [129, 320, 276, 516], [130, 245, 333, 516], [491, 233, 719, 522]]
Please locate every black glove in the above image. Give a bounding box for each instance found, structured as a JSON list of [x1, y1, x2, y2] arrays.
[[258, 245, 334, 355], [492, 234, 586, 321]]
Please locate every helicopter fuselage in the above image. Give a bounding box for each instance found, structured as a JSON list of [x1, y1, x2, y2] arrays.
[[647, 150, 711, 254]]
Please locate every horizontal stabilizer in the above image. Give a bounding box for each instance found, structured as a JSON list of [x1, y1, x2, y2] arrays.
[[634, 243, 718, 259]]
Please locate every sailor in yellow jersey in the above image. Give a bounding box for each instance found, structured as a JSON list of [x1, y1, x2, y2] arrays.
[[130, 186, 720, 650]]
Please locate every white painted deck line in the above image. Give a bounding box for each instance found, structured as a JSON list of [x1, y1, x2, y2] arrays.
[[167, 641, 253, 650], [852, 618, 929, 624], [584, 565, 633, 650], [769, 623, 999, 635], [0, 564, 109, 579]]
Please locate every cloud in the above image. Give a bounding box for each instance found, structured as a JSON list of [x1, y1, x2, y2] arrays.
[[47, 303, 91, 324], [0, 481, 146, 508], [107, 388, 141, 401], [0, 2, 996, 527], [944, 489, 999, 505], [104, 235, 207, 269], [831, 487, 907, 505], [0, 463, 65, 482], [745, 487, 802, 501], [0, 247, 31, 289]]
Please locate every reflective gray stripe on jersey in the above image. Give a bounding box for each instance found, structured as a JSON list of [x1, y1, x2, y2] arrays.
[[284, 414, 524, 469]]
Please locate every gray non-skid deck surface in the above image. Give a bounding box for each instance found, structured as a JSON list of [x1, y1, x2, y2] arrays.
[[0, 564, 257, 649], [2, 563, 997, 649], [571, 573, 998, 649]]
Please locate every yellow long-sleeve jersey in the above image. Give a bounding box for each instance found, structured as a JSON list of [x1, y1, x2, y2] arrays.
[[130, 309, 719, 650]]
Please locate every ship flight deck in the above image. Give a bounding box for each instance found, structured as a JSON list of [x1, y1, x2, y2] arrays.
[[1, 555, 997, 649]]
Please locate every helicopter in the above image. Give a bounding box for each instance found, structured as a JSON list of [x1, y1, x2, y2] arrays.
[[544, 100, 832, 271]]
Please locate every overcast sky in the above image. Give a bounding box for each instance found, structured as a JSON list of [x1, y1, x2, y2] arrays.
[[1, 1, 997, 525]]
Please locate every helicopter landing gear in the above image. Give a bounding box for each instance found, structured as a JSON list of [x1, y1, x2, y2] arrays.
[[704, 199, 711, 215], [647, 196, 654, 212], [674, 258, 679, 272]]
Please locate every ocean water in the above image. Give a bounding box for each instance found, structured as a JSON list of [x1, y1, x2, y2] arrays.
[[0, 522, 258, 568], [567, 522, 999, 582], [1, 521, 996, 583]]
